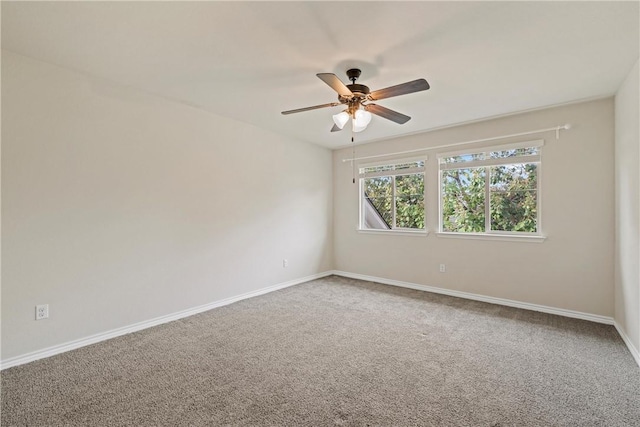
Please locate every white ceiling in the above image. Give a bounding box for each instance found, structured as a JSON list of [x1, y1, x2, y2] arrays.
[[2, 1, 638, 149]]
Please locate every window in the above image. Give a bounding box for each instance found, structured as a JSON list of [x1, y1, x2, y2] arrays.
[[438, 141, 542, 235], [359, 158, 426, 232]]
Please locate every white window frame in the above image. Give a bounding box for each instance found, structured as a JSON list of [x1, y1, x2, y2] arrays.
[[358, 156, 427, 235], [437, 140, 544, 241]]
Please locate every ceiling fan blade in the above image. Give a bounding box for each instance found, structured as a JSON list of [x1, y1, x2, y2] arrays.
[[317, 73, 353, 97], [281, 102, 341, 115], [330, 123, 343, 132], [365, 104, 411, 124], [368, 79, 430, 101]]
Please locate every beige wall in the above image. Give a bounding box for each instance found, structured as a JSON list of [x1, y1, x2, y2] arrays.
[[1, 48, 630, 364], [1, 51, 333, 360], [334, 98, 615, 316], [615, 59, 640, 353]]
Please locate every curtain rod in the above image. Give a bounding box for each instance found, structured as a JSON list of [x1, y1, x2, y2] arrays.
[[341, 124, 572, 163]]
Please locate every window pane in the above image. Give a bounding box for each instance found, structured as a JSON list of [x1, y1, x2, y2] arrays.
[[393, 161, 425, 171], [440, 153, 485, 164], [490, 164, 537, 232], [363, 176, 392, 229], [490, 147, 539, 159], [395, 174, 425, 229], [441, 168, 485, 232], [361, 160, 424, 175], [361, 164, 394, 174]]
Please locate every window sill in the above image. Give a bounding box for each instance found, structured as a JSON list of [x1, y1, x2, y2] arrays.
[[357, 229, 428, 237], [436, 232, 546, 243]]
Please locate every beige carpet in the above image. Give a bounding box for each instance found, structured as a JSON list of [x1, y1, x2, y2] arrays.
[[2, 275, 640, 426]]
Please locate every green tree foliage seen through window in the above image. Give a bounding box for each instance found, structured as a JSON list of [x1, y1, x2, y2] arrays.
[[363, 173, 424, 229], [442, 168, 486, 232], [442, 162, 537, 233], [395, 174, 424, 229], [490, 164, 537, 232], [363, 176, 393, 226]]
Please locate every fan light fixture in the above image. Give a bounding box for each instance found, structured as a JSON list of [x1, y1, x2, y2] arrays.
[[282, 68, 430, 134], [353, 108, 372, 132], [332, 110, 349, 130], [332, 108, 372, 133]]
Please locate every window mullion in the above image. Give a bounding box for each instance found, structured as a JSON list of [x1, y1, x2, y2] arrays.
[[438, 170, 443, 232], [358, 178, 364, 229], [484, 166, 491, 232], [392, 175, 397, 229]]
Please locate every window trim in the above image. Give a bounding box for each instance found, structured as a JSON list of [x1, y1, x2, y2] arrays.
[[437, 140, 543, 236], [358, 229, 428, 237], [435, 231, 545, 243], [358, 156, 427, 232]]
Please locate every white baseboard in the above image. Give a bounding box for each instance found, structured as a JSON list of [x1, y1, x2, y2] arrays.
[[614, 322, 640, 368], [331, 270, 640, 367], [5, 270, 638, 370], [0, 271, 333, 370], [331, 270, 614, 324]]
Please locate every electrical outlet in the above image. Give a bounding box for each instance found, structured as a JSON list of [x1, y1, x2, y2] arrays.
[[36, 304, 49, 320], [439, 264, 446, 273], [283, 259, 289, 268]]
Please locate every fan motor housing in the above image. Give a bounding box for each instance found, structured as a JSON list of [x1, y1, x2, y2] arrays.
[[339, 68, 370, 102], [340, 83, 370, 103], [346, 83, 370, 95]]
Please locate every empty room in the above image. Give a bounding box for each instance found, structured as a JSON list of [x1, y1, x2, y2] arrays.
[[1, 1, 639, 426]]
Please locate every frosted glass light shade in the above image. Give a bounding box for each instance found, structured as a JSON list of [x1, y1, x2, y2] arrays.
[[332, 111, 349, 129], [352, 109, 372, 133]]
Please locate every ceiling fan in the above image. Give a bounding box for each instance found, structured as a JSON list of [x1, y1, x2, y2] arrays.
[[281, 68, 430, 133]]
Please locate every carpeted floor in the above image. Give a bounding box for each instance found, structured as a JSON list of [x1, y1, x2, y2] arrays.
[[2, 275, 640, 426]]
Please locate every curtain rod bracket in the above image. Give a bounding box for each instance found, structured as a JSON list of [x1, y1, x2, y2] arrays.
[[557, 123, 572, 139]]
